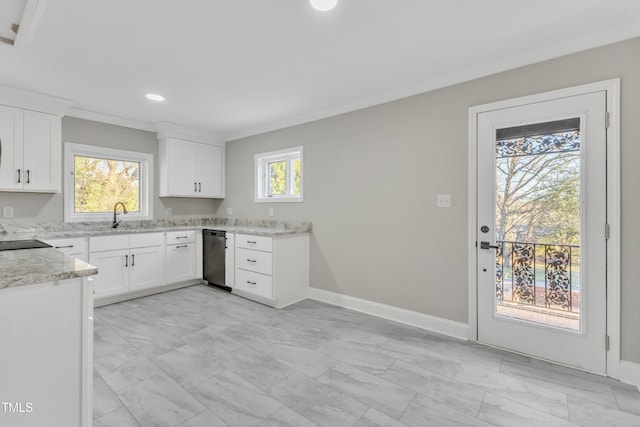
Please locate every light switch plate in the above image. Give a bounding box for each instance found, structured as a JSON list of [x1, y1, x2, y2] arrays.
[[269, 208, 274, 217], [436, 194, 451, 208], [3, 206, 14, 218], [227, 208, 233, 216]]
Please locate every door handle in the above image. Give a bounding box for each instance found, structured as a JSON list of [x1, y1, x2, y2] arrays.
[[198, 182, 201, 192], [17, 169, 21, 183], [480, 241, 500, 250], [125, 254, 128, 267], [194, 182, 197, 192], [26, 170, 30, 184], [131, 254, 135, 267]]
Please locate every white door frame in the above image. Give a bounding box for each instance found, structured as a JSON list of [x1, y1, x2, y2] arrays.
[[467, 78, 621, 377]]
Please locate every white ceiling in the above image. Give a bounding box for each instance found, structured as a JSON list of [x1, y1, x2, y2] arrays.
[[0, 0, 639, 140]]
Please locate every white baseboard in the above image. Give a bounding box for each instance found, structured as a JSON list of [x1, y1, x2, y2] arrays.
[[307, 287, 469, 341], [617, 360, 640, 390]]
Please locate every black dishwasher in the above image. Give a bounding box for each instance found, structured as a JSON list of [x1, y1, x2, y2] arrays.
[[202, 230, 230, 290]]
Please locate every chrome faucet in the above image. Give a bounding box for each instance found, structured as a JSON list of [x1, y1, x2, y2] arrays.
[[112, 202, 128, 228]]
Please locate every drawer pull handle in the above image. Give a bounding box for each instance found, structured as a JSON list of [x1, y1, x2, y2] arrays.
[[175, 245, 189, 249], [247, 241, 257, 244], [176, 236, 189, 239], [246, 281, 257, 285], [55, 245, 74, 249], [246, 259, 257, 263]]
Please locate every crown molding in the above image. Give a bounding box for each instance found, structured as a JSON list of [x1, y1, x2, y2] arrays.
[[155, 122, 224, 145], [0, 85, 73, 115], [225, 23, 640, 141], [65, 108, 156, 132]]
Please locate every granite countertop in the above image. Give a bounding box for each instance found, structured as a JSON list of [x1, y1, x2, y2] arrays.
[[0, 247, 98, 289], [0, 218, 311, 242], [0, 218, 310, 289]]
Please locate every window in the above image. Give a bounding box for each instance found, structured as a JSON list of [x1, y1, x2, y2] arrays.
[[64, 143, 153, 222], [255, 147, 303, 202]]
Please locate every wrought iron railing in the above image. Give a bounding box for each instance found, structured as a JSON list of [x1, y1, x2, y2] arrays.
[[495, 241, 579, 312]]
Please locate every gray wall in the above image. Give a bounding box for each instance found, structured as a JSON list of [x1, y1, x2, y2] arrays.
[[0, 117, 221, 223], [219, 37, 640, 364]]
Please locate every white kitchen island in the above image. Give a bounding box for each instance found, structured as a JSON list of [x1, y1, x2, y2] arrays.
[[0, 247, 97, 427]]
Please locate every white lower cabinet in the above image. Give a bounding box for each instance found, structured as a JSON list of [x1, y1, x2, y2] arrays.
[[225, 232, 235, 288], [235, 268, 273, 299], [166, 242, 196, 283], [41, 237, 88, 262], [90, 248, 130, 297], [129, 245, 165, 291], [234, 233, 309, 308], [90, 233, 165, 300], [0, 277, 93, 426]]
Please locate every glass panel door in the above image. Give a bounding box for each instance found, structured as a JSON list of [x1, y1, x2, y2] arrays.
[[476, 90, 607, 373], [494, 119, 581, 331]]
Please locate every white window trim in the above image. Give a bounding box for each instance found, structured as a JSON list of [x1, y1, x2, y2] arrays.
[[255, 146, 304, 203], [64, 142, 154, 222]]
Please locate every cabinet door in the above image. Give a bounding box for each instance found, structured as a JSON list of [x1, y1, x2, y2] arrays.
[[130, 246, 165, 291], [167, 138, 197, 196], [0, 105, 23, 190], [22, 110, 60, 192], [197, 143, 223, 197], [166, 243, 196, 284], [90, 250, 130, 298]]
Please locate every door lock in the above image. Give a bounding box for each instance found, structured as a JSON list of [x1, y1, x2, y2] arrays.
[[480, 241, 500, 250]]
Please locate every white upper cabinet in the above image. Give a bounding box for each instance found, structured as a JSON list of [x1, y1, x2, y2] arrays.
[[22, 110, 61, 192], [156, 123, 225, 199], [0, 87, 70, 193], [0, 105, 23, 191]]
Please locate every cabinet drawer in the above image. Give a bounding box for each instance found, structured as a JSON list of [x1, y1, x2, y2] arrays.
[[166, 230, 196, 245], [41, 237, 87, 254], [130, 232, 164, 248], [236, 234, 272, 252], [90, 235, 129, 252], [236, 247, 272, 275], [235, 269, 273, 300]]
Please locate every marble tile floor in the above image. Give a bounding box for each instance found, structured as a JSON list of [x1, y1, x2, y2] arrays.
[[92, 285, 640, 427]]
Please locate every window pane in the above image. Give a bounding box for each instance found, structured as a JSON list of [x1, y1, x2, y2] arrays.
[[268, 160, 287, 196], [74, 155, 140, 213], [292, 158, 301, 195]]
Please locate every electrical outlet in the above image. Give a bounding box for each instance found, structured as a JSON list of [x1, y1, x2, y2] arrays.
[[2, 206, 13, 218], [436, 194, 451, 208], [165, 207, 172, 216], [227, 208, 233, 216]]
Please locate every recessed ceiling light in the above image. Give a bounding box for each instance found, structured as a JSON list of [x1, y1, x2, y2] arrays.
[[310, 0, 338, 12], [145, 93, 165, 102]]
